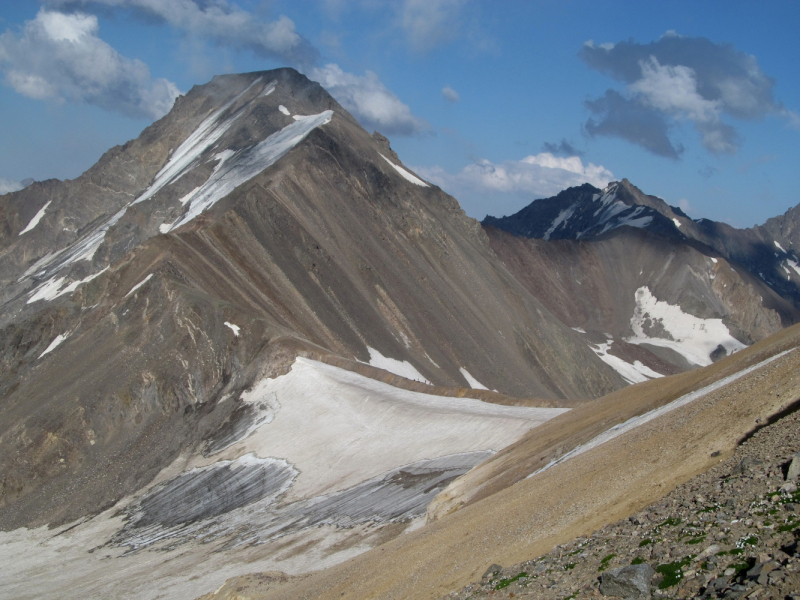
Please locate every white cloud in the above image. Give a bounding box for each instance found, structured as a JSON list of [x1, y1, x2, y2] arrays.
[[0, 178, 24, 195], [310, 63, 430, 135], [580, 33, 794, 157], [0, 9, 180, 120], [441, 85, 460, 103], [630, 57, 720, 123], [416, 152, 614, 199], [46, 0, 318, 66], [630, 57, 737, 154]]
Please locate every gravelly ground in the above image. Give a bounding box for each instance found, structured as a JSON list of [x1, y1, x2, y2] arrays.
[[442, 405, 800, 600]]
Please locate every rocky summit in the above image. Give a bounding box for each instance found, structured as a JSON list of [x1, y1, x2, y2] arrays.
[[1, 67, 800, 600]]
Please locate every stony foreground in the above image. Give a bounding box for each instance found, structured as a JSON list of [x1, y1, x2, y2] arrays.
[[442, 405, 800, 600]]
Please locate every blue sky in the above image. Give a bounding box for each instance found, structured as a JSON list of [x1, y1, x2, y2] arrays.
[[1, 1, 798, 227]]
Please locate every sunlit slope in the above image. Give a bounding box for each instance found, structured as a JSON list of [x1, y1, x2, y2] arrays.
[[206, 323, 800, 600]]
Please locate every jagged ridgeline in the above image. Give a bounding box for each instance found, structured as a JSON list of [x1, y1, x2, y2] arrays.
[[2, 67, 800, 600]]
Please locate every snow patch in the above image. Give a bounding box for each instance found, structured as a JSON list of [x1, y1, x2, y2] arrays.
[[278, 105, 290, 115], [543, 203, 577, 241], [672, 218, 682, 228], [379, 154, 429, 187], [223, 322, 240, 336], [125, 274, 153, 298], [572, 327, 587, 334], [529, 348, 793, 479], [367, 347, 426, 382], [774, 240, 786, 252], [460, 368, 489, 390], [626, 286, 746, 366], [19, 200, 52, 235], [788, 259, 800, 277], [710, 257, 718, 264], [39, 333, 68, 359], [167, 110, 333, 231], [589, 339, 663, 384]]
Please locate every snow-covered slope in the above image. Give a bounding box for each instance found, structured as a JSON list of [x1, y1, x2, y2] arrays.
[[0, 357, 566, 600]]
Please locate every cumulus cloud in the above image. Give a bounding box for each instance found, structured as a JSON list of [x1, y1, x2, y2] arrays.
[[397, 0, 469, 53], [541, 139, 584, 157], [417, 152, 614, 199], [442, 85, 460, 103], [0, 8, 180, 119], [46, 0, 318, 67], [310, 64, 430, 135], [580, 32, 795, 156]]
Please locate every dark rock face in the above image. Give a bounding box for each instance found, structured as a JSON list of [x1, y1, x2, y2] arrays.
[[600, 564, 654, 597], [483, 178, 800, 313]]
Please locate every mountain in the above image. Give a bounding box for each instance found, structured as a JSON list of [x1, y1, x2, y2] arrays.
[[0, 68, 627, 598], [2, 67, 799, 600], [482, 179, 800, 376]]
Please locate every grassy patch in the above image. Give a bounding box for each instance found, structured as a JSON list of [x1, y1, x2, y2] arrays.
[[639, 538, 653, 547], [727, 562, 751, 578], [494, 572, 528, 590], [655, 557, 692, 589], [564, 563, 577, 570], [631, 557, 646, 565], [687, 535, 706, 545], [778, 521, 800, 533], [598, 554, 617, 572], [730, 548, 745, 556]]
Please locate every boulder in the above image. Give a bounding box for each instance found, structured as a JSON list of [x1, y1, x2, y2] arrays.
[[787, 452, 800, 481], [600, 564, 655, 598]]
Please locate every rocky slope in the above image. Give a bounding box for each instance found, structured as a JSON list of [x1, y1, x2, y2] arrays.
[[482, 179, 800, 376], [441, 403, 800, 600]]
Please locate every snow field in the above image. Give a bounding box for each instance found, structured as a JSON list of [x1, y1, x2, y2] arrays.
[[366, 346, 426, 381], [211, 358, 568, 501], [589, 338, 663, 384], [626, 286, 746, 366], [459, 367, 490, 390]]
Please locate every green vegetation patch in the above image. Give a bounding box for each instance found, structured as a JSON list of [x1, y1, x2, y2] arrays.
[[778, 521, 800, 533], [655, 557, 692, 589], [631, 557, 646, 565], [727, 562, 751, 578], [564, 563, 577, 571], [687, 535, 706, 545], [494, 572, 528, 590], [638, 538, 653, 547], [598, 554, 617, 572]]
